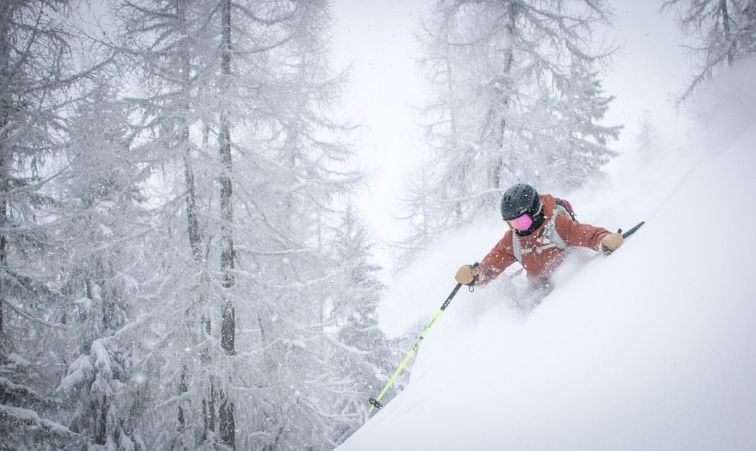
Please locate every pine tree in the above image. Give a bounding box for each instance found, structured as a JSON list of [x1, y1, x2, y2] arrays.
[[0, 1, 108, 448], [662, 0, 756, 101], [106, 1, 225, 446], [635, 111, 661, 166], [327, 203, 396, 440], [1, 0, 395, 448], [98, 1, 379, 449], [223, 2, 376, 447], [394, 161, 443, 268], [403, 0, 619, 258], [542, 59, 620, 189], [54, 80, 149, 449]]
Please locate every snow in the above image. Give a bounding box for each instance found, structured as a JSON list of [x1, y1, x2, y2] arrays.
[[57, 354, 94, 393], [73, 296, 93, 309], [132, 373, 146, 385], [0, 377, 39, 397], [338, 59, 756, 451], [92, 339, 112, 375], [0, 404, 79, 436], [7, 353, 32, 367]]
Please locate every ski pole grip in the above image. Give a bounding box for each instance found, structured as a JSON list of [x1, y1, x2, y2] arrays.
[[443, 262, 479, 310]]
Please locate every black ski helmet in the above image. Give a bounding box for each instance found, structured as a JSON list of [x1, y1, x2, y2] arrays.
[[500, 183, 540, 220]]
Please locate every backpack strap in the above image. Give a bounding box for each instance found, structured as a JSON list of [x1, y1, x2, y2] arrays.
[[554, 198, 577, 221], [511, 204, 573, 263], [512, 232, 522, 263], [545, 204, 570, 250]]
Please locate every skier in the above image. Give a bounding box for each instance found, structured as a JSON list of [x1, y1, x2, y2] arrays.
[[455, 183, 624, 288]]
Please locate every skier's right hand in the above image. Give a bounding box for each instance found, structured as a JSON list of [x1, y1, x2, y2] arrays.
[[455, 264, 479, 286], [600, 232, 624, 255]]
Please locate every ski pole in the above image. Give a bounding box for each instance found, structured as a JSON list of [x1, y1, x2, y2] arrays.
[[621, 221, 645, 239], [604, 221, 645, 255], [368, 263, 479, 413]]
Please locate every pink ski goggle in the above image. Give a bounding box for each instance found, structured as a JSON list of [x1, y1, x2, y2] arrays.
[[508, 213, 533, 231]]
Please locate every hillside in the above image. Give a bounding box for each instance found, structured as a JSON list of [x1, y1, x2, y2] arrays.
[[339, 59, 756, 451]]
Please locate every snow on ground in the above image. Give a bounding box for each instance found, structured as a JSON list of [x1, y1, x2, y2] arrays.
[[339, 59, 756, 450]]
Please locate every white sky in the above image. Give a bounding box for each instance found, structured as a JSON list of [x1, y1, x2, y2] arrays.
[[330, 0, 696, 270], [330, 0, 432, 249]]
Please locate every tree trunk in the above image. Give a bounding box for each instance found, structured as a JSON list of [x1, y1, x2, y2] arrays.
[[221, 303, 235, 355], [219, 0, 235, 352], [0, 2, 11, 336], [96, 396, 108, 445], [720, 0, 734, 65], [206, 383, 216, 435], [175, 0, 203, 265], [178, 367, 187, 428], [219, 0, 235, 448], [442, 24, 465, 222], [219, 0, 235, 353], [0, 156, 5, 335], [487, 2, 516, 192], [219, 390, 236, 449], [174, 0, 205, 437], [0, 180, 6, 334], [219, 0, 235, 292]]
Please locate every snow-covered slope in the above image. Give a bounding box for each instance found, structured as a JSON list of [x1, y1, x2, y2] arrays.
[[339, 62, 756, 450]]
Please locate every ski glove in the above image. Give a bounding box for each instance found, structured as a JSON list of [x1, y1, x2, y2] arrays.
[[455, 264, 479, 286], [600, 232, 624, 255]]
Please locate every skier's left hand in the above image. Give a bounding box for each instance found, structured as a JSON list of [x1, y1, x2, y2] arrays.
[[600, 232, 624, 255]]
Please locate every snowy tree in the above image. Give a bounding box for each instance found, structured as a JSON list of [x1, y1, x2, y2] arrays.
[[53, 80, 150, 449], [93, 0, 382, 449], [0, 1, 108, 448], [99, 0, 228, 446], [1, 0, 394, 448], [1, 0, 70, 341], [662, 0, 756, 101], [222, 2, 387, 447], [635, 111, 661, 165], [543, 58, 620, 188], [394, 160, 448, 268], [402, 0, 619, 257], [325, 203, 397, 439]]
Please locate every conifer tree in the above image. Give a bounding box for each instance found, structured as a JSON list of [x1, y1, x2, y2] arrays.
[[635, 111, 661, 165], [662, 0, 756, 101], [328, 204, 396, 429], [95, 0, 385, 448], [1, 1, 396, 448], [403, 0, 619, 257], [0, 1, 109, 448], [52, 76, 156, 448]]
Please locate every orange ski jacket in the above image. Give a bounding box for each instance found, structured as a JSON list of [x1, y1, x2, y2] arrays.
[[477, 194, 610, 284]]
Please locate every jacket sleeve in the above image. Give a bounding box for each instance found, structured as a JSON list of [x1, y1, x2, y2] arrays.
[[555, 215, 610, 251], [477, 231, 517, 285]]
